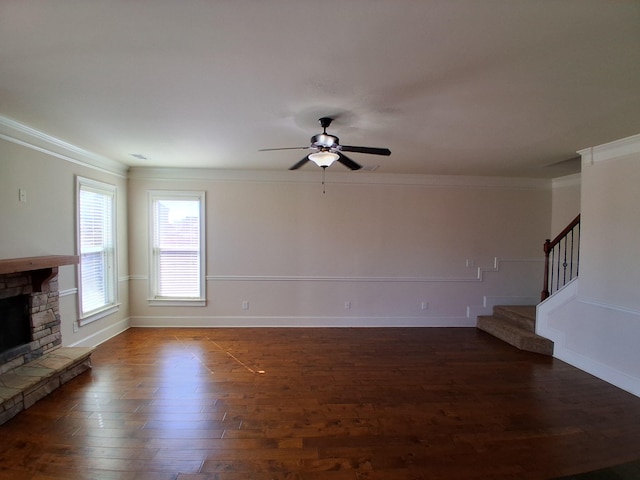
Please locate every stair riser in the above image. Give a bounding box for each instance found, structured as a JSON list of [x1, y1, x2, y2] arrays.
[[477, 316, 554, 356], [493, 314, 535, 332]]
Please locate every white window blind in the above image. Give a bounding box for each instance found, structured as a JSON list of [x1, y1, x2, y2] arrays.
[[150, 192, 205, 303], [77, 177, 117, 319]]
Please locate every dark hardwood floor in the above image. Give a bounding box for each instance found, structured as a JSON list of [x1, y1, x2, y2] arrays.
[[1, 327, 640, 479]]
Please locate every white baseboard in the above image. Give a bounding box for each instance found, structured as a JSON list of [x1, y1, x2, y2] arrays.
[[67, 317, 131, 348], [553, 343, 640, 398], [129, 315, 475, 328]]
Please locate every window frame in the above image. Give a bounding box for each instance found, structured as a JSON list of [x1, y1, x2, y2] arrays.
[[76, 176, 119, 325], [148, 190, 206, 306]]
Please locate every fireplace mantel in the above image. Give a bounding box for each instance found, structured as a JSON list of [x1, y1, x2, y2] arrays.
[[0, 255, 79, 291], [0, 255, 79, 274]]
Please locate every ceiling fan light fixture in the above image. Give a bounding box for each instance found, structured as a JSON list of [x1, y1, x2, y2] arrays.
[[308, 151, 339, 168]]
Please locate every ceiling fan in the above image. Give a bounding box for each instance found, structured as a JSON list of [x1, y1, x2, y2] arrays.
[[259, 117, 391, 171]]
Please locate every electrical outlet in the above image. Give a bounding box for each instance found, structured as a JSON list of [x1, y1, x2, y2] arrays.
[[421, 301, 429, 311], [242, 300, 249, 310], [344, 301, 351, 309], [72, 322, 78, 333]]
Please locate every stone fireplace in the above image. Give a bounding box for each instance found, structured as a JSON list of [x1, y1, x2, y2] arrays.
[[0, 256, 94, 425], [0, 256, 76, 375]]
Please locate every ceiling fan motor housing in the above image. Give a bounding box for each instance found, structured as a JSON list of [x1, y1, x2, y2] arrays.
[[311, 133, 339, 150]]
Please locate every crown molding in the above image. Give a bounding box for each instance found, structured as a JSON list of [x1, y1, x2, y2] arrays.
[[552, 173, 581, 188], [0, 115, 129, 177], [128, 166, 551, 189], [578, 133, 640, 166]]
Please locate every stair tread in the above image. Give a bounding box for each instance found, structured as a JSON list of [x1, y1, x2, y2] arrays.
[[494, 305, 536, 319]]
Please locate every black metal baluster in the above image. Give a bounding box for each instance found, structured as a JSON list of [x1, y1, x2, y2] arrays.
[[555, 242, 561, 294], [576, 222, 580, 277], [562, 235, 568, 286], [550, 248, 556, 296], [569, 228, 574, 280]]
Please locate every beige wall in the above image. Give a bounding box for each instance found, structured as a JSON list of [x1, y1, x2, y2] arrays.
[[0, 135, 130, 347], [580, 144, 640, 309], [551, 174, 581, 237], [1, 116, 557, 333], [128, 169, 551, 326]]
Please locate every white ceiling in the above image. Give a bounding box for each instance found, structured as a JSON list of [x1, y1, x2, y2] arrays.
[[1, 1, 639, 177]]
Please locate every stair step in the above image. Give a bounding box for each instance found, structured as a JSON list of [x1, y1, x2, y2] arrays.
[[493, 305, 536, 332], [477, 315, 554, 356]]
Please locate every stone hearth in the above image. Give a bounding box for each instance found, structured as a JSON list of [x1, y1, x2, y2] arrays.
[[0, 255, 94, 425]]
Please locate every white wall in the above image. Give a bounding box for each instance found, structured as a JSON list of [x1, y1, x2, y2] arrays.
[[0, 118, 130, 347], [128, 168, 551, 327], [538, 133, 640, 397], [551, 173, 581, 237]]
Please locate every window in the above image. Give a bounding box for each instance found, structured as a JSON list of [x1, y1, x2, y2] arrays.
[[149, 191, 205, 305], [77, 177, 118, 323]]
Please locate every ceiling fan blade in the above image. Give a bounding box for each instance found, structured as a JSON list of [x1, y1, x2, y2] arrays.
[[259, 146, 310, 152], [341, 145, 391, 156], [289, 156, 310, 170], [337, 152, 362, 170]]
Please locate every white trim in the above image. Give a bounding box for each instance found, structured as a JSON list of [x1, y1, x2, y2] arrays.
[[128, 166, 551, 189], [552, 173, 581, 188], [129, 275, 148, 281], [135, 258, 542, 285], [79, 304, 121, 326], [204, 258, 542, 284], [205, 274, 488, 283], [148, 299, 206, 307], [578, 133, 640, 166], [148, 190, 206, 303], [59, 288, 78, 297], [129, 315, 475, 328], [0, 115, 128, 177], [577, 295, 640, 317], [76, 176, 119, 321], [67, 317, 130, 348], [553, 346, 640, 398]]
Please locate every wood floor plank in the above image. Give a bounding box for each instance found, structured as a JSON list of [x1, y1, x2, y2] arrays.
[[2, 327, 640, 479]]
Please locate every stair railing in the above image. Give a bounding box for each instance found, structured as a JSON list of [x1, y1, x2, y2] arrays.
[[541, 214, 581, 301]]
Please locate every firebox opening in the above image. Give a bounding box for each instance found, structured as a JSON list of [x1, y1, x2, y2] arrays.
[[0, 294, 31, 354]]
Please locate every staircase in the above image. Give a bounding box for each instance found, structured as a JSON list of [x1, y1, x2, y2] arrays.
[[477, 305, 554, 356]]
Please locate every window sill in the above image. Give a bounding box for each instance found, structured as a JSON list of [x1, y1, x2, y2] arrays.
[[79, 304, 120, 326], [148, 298, 206, 307]]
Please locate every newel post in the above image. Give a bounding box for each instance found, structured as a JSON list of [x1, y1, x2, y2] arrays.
[[541, 239, 551, 301]]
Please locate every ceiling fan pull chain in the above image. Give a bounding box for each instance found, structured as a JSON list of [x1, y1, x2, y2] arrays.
[[322, 166, 326, 194]]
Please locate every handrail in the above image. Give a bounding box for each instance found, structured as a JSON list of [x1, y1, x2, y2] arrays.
[[541, 214, 580, 301]]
